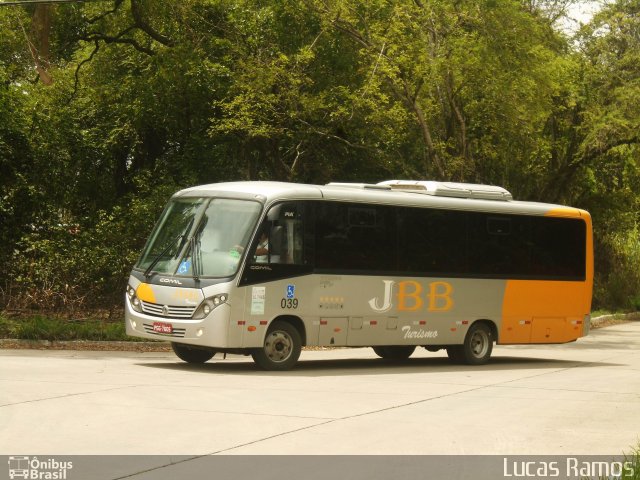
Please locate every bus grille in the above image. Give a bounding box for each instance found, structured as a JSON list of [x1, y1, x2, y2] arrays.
[[143, 323, 187, 338], [140, 300, 197, 319]]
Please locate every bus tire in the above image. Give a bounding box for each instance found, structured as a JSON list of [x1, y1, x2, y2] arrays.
[[372, 345, 416, 360], [448, 322, 494, 365], [171, 342, 216, 364], [251, 320, 302, 371]]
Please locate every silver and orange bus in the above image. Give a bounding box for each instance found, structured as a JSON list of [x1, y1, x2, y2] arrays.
[[125, 180, 593, 370]]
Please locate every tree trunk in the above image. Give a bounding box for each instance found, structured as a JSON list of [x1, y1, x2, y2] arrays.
[[30, 5, 53, 85]]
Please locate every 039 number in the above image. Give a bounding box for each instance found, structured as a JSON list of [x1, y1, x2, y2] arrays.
[[280, 298, 299, 309]]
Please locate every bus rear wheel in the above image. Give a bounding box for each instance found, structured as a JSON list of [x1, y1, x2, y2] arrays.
[[446, 322, 493, 365], [372, 345, 416, 360], [171, 342, 216, 364], [251, 321, 302, 371]]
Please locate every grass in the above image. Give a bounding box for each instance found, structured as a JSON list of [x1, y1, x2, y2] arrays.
[[594, 443, 640, 480], [624, 444, 640, 480], [0, 314, 133, 341]]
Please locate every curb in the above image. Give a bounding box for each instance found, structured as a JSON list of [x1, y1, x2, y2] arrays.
[[0, 339, 171, 352], [591, 312, 640, 323]]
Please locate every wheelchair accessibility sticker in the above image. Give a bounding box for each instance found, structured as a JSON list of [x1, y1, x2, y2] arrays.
[[286, 284, 295, 299]]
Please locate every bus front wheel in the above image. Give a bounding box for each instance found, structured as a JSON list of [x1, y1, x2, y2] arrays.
[[447, 322, 493, 365], [251, 321, 302, 371], [171, 342, 216, 364]]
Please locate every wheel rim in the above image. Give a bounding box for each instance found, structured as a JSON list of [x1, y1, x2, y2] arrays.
[[264, 330, 293, 363], [470, 329, 489, 358]]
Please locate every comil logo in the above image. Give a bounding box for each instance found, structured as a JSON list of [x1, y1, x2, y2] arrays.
[[8, 456, 73, 480]]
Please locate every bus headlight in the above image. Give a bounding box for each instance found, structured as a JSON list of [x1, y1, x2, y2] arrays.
[[126, 285, 143, 313], [193, 293, 228, 319]]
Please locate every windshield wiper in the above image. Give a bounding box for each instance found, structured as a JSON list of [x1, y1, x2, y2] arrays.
[[190, 236, 201, 282], [143, 218, 195, 279]]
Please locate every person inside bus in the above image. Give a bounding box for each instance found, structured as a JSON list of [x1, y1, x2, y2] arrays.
[[254, 231, 269, 263]]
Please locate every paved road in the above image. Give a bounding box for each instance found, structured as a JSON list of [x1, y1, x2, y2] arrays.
[[1, 322, 639, 459]]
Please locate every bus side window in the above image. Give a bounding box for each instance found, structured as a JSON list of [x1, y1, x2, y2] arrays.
[[251, 203, 304, 265], [315, 202, 396, 272]]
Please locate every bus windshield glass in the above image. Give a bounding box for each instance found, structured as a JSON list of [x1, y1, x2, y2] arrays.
[[136, 197, 262, 278]]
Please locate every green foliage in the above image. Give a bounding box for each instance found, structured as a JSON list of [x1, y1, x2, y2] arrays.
[[594, 225, 640, 311], [589, 443, 640, 480], [1, 0, 640, 314], [625, 443, 640, 480], [0, 314, 130, 341], [6, 176, 177, 311]]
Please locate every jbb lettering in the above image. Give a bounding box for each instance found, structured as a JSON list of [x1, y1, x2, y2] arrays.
[[369, 280, 454, 313]]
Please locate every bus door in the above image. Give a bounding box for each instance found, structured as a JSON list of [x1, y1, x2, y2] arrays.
[[240, 202, 311, 342]]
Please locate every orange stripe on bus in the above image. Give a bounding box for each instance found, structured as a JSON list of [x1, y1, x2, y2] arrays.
[[498, 207, 595, 345], [136, 283, 156, 303]]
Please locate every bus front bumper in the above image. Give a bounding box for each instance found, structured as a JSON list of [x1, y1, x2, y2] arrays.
[[125, 299, 232, 348]]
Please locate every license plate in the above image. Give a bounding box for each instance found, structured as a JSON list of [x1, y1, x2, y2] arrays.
[[153, 322, 173, 334]]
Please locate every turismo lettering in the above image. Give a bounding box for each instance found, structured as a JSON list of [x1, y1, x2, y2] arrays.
[[401, 326, 438, 339], [368, 280, 453, 313]]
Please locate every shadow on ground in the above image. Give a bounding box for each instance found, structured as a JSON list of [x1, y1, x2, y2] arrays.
[[136, 354, 621, 378]]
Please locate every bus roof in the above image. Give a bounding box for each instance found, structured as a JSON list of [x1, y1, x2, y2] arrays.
[[175, 180, 586, 218]]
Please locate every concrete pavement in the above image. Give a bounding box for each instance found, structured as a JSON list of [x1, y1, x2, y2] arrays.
[[0, 322, 639, 456]]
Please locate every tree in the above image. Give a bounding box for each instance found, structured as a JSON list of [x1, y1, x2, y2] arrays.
[[1, 0, 639, 312], [574, 0, 640, 308]]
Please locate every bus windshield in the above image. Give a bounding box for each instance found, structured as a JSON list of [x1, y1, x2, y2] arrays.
[[136, 198, 262, 278]]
